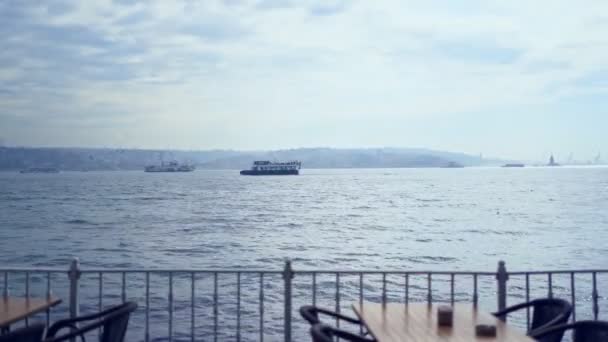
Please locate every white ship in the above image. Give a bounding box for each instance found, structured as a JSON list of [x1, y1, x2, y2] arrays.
[[19, 167, 60, 174], [145, 161, 195, 172], [240, 160, 301, 175]]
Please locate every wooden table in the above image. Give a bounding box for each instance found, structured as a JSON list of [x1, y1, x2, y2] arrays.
[[353, 302, 534, 342], [0, 296, 62, 331]]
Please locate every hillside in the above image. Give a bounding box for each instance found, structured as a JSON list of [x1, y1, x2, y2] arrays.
[[0, 147, 497, 171]]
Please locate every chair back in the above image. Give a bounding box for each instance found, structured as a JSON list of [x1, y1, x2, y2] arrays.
[[99, 303, 136, 342], [309, 324, 374, 342], [531, 320, 608, 342], [45, 302, 137, 342], [0, 323, 45, 342], [571, 320, 608, 341], [530, 298, 572, 342], [300, 305, 321, 325], [311, 324, 334, 342]]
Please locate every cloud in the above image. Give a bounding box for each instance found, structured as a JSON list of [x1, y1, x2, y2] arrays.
[[255, 0, 296, 10], [432, 40, 522, 64], [308, 0, 351, 16], [0, 0, 607, 158]]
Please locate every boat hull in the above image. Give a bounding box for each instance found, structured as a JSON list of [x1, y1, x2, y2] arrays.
[[240, 169, 299, 176], [144, 165, 195, 172], [144, 169, 194, 172], [20, 168, 59, 174]]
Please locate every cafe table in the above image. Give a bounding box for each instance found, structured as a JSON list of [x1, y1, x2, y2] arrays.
[[0, 296, 62, 333], [352, 302, 534, 341]]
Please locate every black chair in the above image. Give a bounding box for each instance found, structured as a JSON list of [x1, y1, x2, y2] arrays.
[[0, 323, 45, 342], [493, 298, 572, 342], [310, 324, 375, 342], [531, 320, 608, 342], [300, 305, 368, 334], [45, 302, 137, 342]]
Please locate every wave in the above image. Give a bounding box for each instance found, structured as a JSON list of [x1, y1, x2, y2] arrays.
[[462, 229, 528, 236], [65, 219, 97, 225], [386, 256, 459, 264], [162, 248, 211, 255], [353, 205, 373, 210], [411, 256, 458, 263]]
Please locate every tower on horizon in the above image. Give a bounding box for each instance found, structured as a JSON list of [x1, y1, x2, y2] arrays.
[[548, 154, 560, 166]]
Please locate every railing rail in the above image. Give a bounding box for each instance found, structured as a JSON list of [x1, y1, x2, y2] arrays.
[[1, 260, 606, 341]]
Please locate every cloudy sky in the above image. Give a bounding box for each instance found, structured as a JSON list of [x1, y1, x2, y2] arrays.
[[1, 0, 607, 160]]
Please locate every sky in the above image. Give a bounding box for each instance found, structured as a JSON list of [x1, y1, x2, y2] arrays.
[[0, 0, 607, 161]]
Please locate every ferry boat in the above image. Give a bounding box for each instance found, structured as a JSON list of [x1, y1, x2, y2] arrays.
[[442, 161, 464, 168], [240, 161, 301, 175], [502, 163, 525, 168], [19, 167, 59, 174], [144, 161, 195, 172]]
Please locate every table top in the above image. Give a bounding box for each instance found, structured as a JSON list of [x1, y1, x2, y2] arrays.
[[0, 296, 62, 328], [353, 302, 534, 342]]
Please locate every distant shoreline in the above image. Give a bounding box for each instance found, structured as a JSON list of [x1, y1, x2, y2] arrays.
[[0, 146, 500, 171], [2, 165, 607, 173], [2, 146, 602, 171]]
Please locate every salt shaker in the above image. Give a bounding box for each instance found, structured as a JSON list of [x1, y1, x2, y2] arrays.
[[437, 305, 453, 326]]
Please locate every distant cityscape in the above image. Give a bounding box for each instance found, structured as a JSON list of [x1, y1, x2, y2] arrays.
[[0, 146, 603, 171]]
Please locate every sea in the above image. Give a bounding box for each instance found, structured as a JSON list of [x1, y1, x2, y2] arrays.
[[1, 167, 607, 341]]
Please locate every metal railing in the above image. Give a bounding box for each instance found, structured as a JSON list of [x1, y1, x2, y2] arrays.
[[1, 260, 606, 341]]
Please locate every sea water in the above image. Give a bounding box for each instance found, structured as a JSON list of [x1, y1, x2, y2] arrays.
[[1, 167, 607, 340]]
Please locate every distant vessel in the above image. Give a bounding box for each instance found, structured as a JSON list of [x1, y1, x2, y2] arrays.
[[502, 163, 525, 168], [145, 161, 195, 172], [442, 161, 464, 168], [19, 167, 59, 174], [547, 155, 560, 167], [240, 161, 301, 175]]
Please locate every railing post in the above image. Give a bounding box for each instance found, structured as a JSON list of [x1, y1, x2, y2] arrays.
[[68, 258, 81, 319], [496, 260, 508, 319], [283, 259, 294, 342], [3, 272, 8, 298]]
